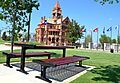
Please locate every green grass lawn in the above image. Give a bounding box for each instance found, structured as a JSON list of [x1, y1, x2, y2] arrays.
[[0, 39, 5, 44], [0, 49, 120, 83], [0, 39, 11, 44]]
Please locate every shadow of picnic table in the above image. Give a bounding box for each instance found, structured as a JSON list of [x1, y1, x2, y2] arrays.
[[90, 65, 120, 83]]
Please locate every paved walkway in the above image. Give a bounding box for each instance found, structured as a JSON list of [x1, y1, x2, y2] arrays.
[[0, 44, 21, 51], [0, 64, 47, 83], [0, 63, 94, 83]]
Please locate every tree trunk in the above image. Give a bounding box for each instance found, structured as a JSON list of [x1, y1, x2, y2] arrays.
[[27, 13, 31, 42], [11, 12, 16, 53]]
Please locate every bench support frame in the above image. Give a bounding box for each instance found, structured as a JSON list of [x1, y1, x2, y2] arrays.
[[2, 50, 51, 74], [79, 61, 82, 66], [4, 55, 13, 68], [33, 55, 90, 83], [35, 65, 52, 83]]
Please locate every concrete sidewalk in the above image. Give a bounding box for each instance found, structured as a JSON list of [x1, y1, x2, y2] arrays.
[[0, 44, 21, 51], [0, 63, 94, 83], [0, 64, 47, 83]]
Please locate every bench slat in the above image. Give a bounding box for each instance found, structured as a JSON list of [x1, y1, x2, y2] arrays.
[[33, 56, 89, 66], [2, 52, 51, 58]]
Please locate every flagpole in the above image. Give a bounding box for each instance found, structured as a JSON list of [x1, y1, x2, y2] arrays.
[[97, 29, 98, 50], [117, 25, 119, 52], [91, 31, 92, 50], [103, 27, 105, 35], [110, 27, 112, 53], [102, 27, 105, 51], [85, 31, 86, 49], [103, 27, 105, 51], [111, 27, 112, 45]]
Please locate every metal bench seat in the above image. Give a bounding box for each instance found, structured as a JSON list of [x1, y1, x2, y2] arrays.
[[2, 52, 51, 58], [2, 52, 52, 68], [32, 55, 90, 83], [33, 55, 89, 66]]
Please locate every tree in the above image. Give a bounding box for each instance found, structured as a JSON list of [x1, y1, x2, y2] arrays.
[[0, 0, 39, 52], [2, 32, 7, 40], [112, 39, 116, 43], [99, 35, 111, 49], [117, 36, 120, 44], [18, 33, 23, 41], [85, 35, 91, 48], [25, 0, 39, 42], [6, 36, 11, 41], [95, 0, 119, 5], [66, 19, 83, 44], [24, 32, 31, 41]]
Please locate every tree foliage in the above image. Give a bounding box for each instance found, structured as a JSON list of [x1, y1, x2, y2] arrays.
[[112, 39, 116, 43], [66, 19, 83, 44], [95, 0, 119, 5], [117, 36, 120, 44], [0, 0, 39, 34], [24, 32, 31, 41], [85, 35, 91, 47], [0, 0, 39, 52], [99, 35, 111, 49], [2, 32, 7, 40]]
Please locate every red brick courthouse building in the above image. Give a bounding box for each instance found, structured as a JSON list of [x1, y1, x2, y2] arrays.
[[36, 1, 71, 46]]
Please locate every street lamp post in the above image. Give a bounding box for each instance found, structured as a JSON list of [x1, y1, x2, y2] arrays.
[[45, 25, 48, 45], [44, 20, 47, 45]]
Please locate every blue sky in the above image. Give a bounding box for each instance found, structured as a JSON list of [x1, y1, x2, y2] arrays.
[[0, 0, 120, 43]]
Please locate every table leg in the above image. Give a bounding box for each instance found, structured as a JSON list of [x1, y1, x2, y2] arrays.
[[48, 55, 50, 59], [17, 46, 28, 74], [63, 48, 66, 57]]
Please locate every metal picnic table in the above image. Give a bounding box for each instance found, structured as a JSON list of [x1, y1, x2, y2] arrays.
[[14, 43, 67, 74]]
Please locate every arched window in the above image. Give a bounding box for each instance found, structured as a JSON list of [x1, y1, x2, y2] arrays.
[[56, 38, 59, 42], [49, 37, 51, 41], [52, 37, 55, 43]]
